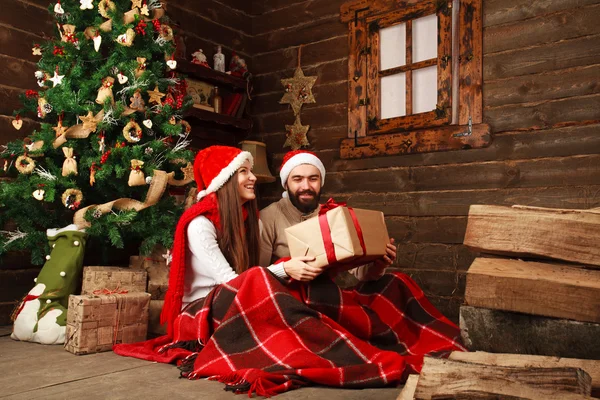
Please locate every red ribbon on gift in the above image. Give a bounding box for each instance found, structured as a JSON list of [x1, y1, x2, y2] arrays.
[[318, 198, 367, 265]]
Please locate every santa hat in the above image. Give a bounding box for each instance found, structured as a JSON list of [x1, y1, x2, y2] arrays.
[[279, 150, 326, 193], [194, 145, 253, 201]]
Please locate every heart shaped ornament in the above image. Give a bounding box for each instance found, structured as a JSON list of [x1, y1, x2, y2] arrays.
[[12, 119, 23, 130], [33, 189, 45, 201], [54, 2, 64, 14], [93, 35, 102, 52], [166, 59, 177, 70], [142, 119, 153, 129], [117, 73, 128, 84]]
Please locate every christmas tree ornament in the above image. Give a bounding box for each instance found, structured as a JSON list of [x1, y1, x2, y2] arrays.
[[93, 34, 102, 52], [135, 57, 147, 77], [37, 98, 50, 118], [116, 28, 136, 47], [142, 119, 152, 128], [140, 3, 149, 16], [53, 119, 67, 137], [35, 70, 46, 87], [33, 188, 46, 201], [131, 0, 142, 9], [117, 72, 128, 84], [284, 115, 310, 150], [95, 76, 115, 105], [49, 69, 65, 87], [16, 155, 35, 174], [166, 59, 177, 70], [147, 85, 165, 104], [159, 25, 173, 42], [62, 147, 78, 176], [80, 0, 93, 10], [32, 44, 42, 56], [12, 115, 23, 130], [123, 120, 142, 142], [84, 26, 98, 39], [98, 133, 106, 153], [129, 89, 146, 111], [54, 1, 64, 14], [89, 163, 99, 186], [61, 25, 79, 48], [144, 147, 153, 155], [98, 0, 116, 18], [79, 111, 99, 132], [128, 159, 145, 186], [168, 115, 176, 124], [62, 189, 83, 210], [180, 120, 192, 134]]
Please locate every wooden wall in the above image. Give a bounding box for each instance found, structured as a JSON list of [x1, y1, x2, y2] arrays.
[[0, 0, 252, 325], [251, 0, 600, 322]]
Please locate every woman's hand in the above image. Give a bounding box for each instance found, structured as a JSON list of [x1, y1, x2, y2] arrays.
[[283, 256, 324, 281], [371, 238, 397, 275]]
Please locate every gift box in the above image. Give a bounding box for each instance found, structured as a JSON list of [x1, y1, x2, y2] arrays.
[[130, 257, 168, 300], [285, 200, 389, 270], [65, 292, 151, 355], [81, 266, 147, 295]]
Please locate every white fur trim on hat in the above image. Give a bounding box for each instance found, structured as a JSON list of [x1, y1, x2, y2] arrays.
[[280, 153, 326, 190], [196, 151, 253, 201]]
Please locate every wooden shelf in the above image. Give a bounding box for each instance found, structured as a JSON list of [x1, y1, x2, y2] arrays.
[[185, 107, 252, 131], [176, 58, 247, 91]]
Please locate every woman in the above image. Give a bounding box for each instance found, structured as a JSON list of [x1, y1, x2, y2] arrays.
[[115, 145, 464, 397]]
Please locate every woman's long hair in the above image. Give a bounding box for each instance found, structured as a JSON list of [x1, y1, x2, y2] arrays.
[[215, 172, 260, 273]]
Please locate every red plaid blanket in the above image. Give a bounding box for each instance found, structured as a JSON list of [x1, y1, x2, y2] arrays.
[[114, 268, 464, 396]]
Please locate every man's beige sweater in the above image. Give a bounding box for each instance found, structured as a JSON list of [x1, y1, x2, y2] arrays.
[[259, 197, 382, 281]]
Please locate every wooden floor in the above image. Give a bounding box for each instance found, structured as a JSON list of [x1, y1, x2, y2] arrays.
[[0, 326, 402, 400]]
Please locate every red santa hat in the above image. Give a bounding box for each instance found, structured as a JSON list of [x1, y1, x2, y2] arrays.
[[279, 150, 326, 195], [194, 145, 253, 201]]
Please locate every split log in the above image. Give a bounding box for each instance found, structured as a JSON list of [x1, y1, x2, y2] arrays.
[[414, 357, 592, 400], [459, 306, 600, 359], [463, 205, 600, 267], [397, 374, 419, 400], [465, 258, 600, 323], [448, 351, 600, 395]]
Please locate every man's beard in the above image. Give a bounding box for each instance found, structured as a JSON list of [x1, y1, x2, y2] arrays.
[[288, 188, 321, 214]]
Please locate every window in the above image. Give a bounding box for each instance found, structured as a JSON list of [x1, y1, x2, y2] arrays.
[[340, 0, 490, 159]]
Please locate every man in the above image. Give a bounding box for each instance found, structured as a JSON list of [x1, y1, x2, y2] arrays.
[[260, 150, 396, 282]]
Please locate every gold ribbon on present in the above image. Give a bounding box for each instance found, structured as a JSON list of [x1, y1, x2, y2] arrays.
[[73, 169, 172, 228]]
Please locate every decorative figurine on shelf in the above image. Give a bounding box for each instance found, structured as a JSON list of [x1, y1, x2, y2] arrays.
[[227, 51, 248, 77], [191, 49, 211, 68], [212, 86, 222, 114], [213, 45, 225, 73]]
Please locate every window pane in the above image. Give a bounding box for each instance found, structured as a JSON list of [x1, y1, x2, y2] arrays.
[[380, 73, 406, 119], [413, 65, 437, 114], [380, 23, 406, 70], [413, 14, 437, 63]]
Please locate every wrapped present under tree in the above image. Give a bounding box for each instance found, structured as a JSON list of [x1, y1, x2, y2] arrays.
[[81, 266, 147, 295], [65, 292, 150, 355]]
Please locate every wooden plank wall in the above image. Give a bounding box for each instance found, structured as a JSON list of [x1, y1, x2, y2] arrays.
[[0, 0, 251, 325], [251, 0, 600, 322]]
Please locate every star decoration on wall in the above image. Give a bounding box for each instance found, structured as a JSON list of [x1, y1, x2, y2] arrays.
[[49, 71, 65, 87], [147, 85, 165, 104], [279, 66, 317, 116], [284, 116, 310, 150], [79, 111, 99, 132]]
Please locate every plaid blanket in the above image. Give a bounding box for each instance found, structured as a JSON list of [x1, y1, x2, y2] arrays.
[[114, 268, 464, 396]]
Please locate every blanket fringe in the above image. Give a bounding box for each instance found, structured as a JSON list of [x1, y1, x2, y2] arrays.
[[178, 352, 198, 378]]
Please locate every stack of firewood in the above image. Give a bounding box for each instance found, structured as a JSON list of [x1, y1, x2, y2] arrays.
[[398, 205, 600, 399]]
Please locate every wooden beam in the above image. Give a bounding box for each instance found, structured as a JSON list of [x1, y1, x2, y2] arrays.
[[458, 0, 482, 125], [414, 357, 592, 400], [340, 123, 491, 159], [448, 351, 600, 394], [398, 374, 419, 400], [464, 205, 600, 267], [459, 306, 600, 359], [465, 258, 600, 323]]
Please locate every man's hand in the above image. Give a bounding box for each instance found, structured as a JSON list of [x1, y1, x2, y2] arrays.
[[372, 238, 397, 274], [283, 256, 324, 281]]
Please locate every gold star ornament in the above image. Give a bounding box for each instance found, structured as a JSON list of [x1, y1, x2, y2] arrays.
[[284, 115, 310, 150], [279, 67, 317, 116], [147, 85, 165, 104]]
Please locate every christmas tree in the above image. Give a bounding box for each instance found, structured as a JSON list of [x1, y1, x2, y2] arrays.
[[0, 0, 194, 265]]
